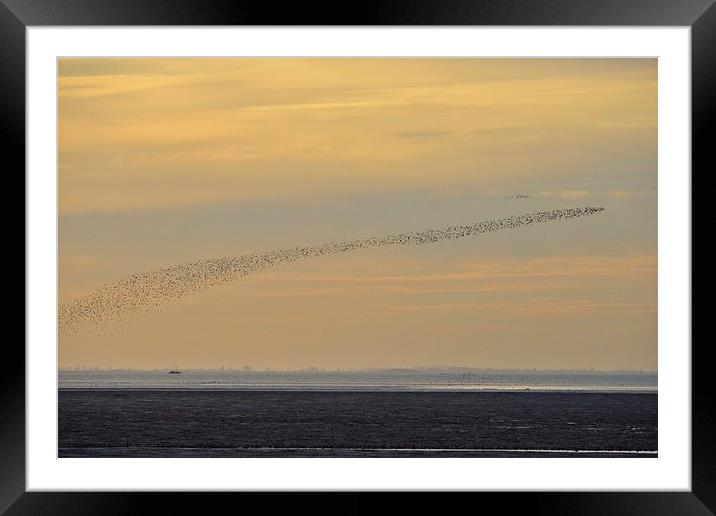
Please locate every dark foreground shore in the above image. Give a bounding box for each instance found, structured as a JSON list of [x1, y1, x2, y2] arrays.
[[59, 390, 657, 458]]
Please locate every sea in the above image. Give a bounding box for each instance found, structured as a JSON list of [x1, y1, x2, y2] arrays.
[[58, 370, 657, 458]]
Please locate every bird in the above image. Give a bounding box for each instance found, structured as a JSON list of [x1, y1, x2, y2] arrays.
[[59, 206, 605, 335]]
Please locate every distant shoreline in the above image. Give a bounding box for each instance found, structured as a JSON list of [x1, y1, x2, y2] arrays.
[[58, 370, 657, 393]]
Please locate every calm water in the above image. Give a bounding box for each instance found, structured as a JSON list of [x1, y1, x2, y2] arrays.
[[58, 371, 657, 458], [58, 370, 656, 392], [58, 390, 657, 457]]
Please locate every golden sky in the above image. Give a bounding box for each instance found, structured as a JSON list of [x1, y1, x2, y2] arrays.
[[58, 58, 657, 371]]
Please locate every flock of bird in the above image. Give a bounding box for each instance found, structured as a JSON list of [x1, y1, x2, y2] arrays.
[[59, 206, 605, 335]]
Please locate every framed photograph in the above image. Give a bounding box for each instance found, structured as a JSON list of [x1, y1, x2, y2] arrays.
[[5, 0, 708, 512]]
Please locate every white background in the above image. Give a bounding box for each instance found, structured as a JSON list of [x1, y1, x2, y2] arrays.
[[27, 27, 691, 491]]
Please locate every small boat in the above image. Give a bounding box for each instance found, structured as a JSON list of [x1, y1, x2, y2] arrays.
[[168, 366, 181, 374]]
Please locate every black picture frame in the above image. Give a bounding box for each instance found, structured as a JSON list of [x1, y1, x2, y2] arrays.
[[3, 0, 708, 513]]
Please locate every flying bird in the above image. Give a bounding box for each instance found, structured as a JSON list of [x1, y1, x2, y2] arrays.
[[59, 207, 605, 335]]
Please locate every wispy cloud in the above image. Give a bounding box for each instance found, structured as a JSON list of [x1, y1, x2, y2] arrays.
[[536, 190, 590, 199], [59, 58, 656, 215], [375, 299, 656, 316], [258, 255, 655, 285]]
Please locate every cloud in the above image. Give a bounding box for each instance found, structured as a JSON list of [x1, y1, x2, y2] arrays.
[[58, 58, 656, 215], [258, 254, 656, 286], [375, 299, 656, 316], [537, 190, 590, 199], [392, 130, 455, 140], [609, 190, 631, 199]]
